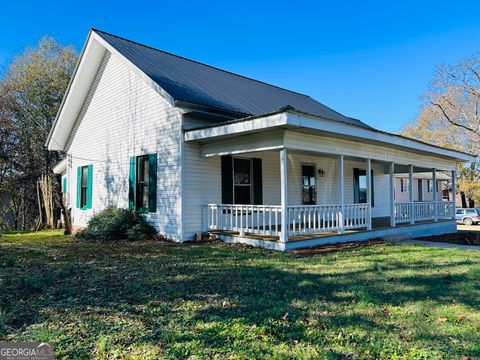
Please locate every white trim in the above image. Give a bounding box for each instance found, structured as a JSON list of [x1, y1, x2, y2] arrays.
[[53, 158, 67, 174], [185, 111, 475, 163], [280, 149, 288, 243], [338, 155, 345, 234], [389, 162, 396, 227], [366, 158, 372, 230], [408, 164, 414, 225]]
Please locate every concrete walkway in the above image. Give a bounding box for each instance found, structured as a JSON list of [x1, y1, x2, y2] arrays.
[[397, 239, 480, 251]]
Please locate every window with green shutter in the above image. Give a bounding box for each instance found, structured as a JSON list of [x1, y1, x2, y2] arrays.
[[77, 165, 93, 210], [129, 154, 157, 213]]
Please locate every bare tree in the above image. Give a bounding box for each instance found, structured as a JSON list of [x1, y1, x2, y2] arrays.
[[401, 54, 480, 205], [0, 36, 77, 230]]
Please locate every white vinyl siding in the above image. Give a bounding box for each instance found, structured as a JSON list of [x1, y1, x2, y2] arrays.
[[65, 51, 183, 239]]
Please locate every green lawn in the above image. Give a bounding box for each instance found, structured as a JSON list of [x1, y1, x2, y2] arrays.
[[1, 230, 479, 359]]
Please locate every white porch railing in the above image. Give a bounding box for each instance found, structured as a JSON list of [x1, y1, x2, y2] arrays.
[[395, 201, 455, 224], [344, 203, 370, 230], [204, 204, 282, 236], [205, 203, 370, 237], [288, 205, 341, 235], [436, 201, 455, 218], [288, 203, 369, 235]]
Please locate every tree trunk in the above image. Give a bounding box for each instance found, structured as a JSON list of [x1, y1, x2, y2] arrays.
[[53, 179, 71, 235], [461, 192, 467, 208]]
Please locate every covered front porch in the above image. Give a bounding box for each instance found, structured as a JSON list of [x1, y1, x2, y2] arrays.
[[202, 150, 456, 246], [184, 109, 469, 250]]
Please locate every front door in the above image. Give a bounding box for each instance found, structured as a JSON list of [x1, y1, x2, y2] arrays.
[[302, 164, 316, 205], [418, 179, 423, 201]]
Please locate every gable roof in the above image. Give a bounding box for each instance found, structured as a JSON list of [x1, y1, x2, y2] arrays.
[[93, 29, 371, 129]]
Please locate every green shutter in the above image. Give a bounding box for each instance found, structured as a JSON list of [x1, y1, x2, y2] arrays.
[[252, 158, 263, 205], [63, 177, 67, 193], [353, 168, 360, 204], [129, 157, 136, 210], [221, 156, 233, 204], [76, 167, 81, 208], [148, 153, 157, 213], [86, 164, 93, 209]]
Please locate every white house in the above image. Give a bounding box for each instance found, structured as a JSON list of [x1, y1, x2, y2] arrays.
[[47, 29, 475, 251]]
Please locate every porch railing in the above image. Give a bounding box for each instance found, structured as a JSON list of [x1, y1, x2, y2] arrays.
[[204, 204, 282, 236], [288, 205, 341, 235], [204, 203, 370, 237], [395, 201, 455, 224]]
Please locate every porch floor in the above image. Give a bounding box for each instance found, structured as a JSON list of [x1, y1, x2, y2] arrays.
[[210, 218, 453, 244]]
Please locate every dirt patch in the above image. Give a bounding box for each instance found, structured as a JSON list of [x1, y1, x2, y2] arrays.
[[415, 232, 480, 246], [291, 239, 385, 255]]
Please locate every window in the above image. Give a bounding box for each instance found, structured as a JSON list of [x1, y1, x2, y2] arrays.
[[76, 165, 92, 210], [354, 168, 374, 207], [466, 209, 476, 215], [221, 156, 262, 205], [400, 179, 409, 193], [129, 154, 157, 213], [234, 158, 251, 204], [456, 209, 464, 215], [442, 188, 449, 200], [62, 177, 68, 204], [136, 155, 150, 211], [80, 166, 88, 208], [427, 180, 435, 193], [302, 164, 316, 205]]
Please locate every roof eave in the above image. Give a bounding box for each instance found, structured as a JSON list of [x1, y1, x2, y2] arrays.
[[185, 110, 476, 163]]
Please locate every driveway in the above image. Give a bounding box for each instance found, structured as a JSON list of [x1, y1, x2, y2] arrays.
[[458, 224, 480, 232]]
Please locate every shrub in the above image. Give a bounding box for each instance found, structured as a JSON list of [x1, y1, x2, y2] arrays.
[[76, 207, 156, 241]]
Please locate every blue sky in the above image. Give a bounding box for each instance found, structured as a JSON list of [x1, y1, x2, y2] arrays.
[[1, 0, 480, 133]]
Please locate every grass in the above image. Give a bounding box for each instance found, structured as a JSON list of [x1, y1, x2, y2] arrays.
[[0, 230, 479, 359]]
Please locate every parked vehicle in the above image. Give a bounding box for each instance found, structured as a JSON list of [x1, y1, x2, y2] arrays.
[[455, 208, 480, 225]]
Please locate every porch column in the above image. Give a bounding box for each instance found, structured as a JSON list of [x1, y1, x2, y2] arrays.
[[280, 149, 288, 242], [432, 168, 438, 221], [389, 162, 396, 227], [452, 170, 457, 219], [408, 164, 414, 224], [366, 158, 372, 230], [338, 155, 345, 234]]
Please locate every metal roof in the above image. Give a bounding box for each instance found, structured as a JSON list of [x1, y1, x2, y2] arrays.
[[94, 29, 372, 129]]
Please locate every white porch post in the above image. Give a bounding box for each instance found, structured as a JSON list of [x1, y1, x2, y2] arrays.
[[452, 169, 457, 207], [280, 149, 289, 242], [408, 164, 414, 224], [366, 158, 372, 230], [432, 168, 438, 221], [339, 155, 345, 234], [389, 162, 396, 227]]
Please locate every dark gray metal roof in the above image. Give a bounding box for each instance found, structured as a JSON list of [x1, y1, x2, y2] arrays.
[[94, 29, 372, 129]]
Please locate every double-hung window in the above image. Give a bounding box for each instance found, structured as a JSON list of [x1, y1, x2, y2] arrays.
[[233, 158, 252, 205], [129, 154, 157, 213], [136, 155, 150, 211], [77, 165, 93, 210], [221, 155, 262, 205], [353, 168, 374, 207], [302, 164, 316, 205], [400, 179, 409, 193]]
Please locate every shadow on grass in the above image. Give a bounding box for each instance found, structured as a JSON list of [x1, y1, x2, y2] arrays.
[[1, 239, 480, 358]]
